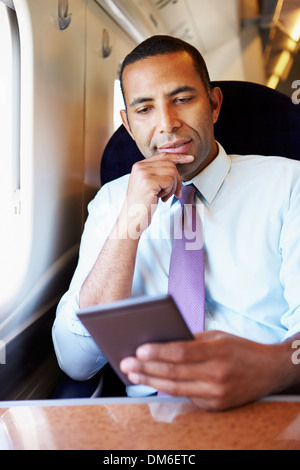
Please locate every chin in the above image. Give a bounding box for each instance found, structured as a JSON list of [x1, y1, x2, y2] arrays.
[[179, 165, 199, 182]]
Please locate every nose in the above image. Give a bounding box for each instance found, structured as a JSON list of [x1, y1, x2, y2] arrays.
[[157, 104, 181, 134]]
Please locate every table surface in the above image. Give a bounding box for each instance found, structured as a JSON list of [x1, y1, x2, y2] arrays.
[[1, 395, 300, 450]]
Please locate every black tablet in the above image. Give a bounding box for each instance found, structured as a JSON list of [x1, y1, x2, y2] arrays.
[[77, 295, 193, 385]]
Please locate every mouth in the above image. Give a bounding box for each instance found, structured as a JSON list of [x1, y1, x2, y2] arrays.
[[158, 139, 192, 154]]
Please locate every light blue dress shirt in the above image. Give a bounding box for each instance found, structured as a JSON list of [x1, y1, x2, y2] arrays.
[[52, 143, 300, 388]]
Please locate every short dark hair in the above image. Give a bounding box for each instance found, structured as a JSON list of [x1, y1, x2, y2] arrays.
[[120, 35, 212, 106]]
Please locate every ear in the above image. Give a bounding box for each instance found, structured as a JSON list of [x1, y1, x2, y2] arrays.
[[210, 87, 223, 124], [120, 109, 135, 141]]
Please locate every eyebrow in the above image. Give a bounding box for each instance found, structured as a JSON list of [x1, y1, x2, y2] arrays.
[[168, 86, 197, 97], [129, 86, 197, 108], [129, 97, 154, 108]]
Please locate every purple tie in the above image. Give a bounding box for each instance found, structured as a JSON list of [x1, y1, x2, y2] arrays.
[[168, 185, 205, 334]]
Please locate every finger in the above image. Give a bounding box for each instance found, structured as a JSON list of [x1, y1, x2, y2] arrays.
[[120, 356, 138, 374], [174, 178, 182, 200], [132, 155, 194, 175], [159, 174, 181, 202], [143, 168, 181, 202], [127, 372, 233, 411], [163, 170, 182, 201], [148, 153, 194, 165], [126, 371, 214, 402], [135, 339, 210, 364], [121, 356, 209, 382], [131, 162, 180, 193]]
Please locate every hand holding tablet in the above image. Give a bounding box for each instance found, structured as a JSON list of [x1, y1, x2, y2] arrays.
[[77, 295, 193, 385]]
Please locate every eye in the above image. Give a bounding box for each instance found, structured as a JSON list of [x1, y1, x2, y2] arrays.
[[136, 106, 152, 115], [175, 96, 194, 104]]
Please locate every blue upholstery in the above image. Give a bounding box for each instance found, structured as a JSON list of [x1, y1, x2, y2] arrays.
[[100, 81, 300, 186]]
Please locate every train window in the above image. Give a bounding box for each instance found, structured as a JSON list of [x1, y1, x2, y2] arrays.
[[0, 0, 87, 349], [0, 3, 25, 315]]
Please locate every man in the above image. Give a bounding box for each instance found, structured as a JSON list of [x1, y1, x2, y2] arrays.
[[53, 35, 300, 411]]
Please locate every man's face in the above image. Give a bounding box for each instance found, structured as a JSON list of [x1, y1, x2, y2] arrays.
[[120, 51, 222, 181]]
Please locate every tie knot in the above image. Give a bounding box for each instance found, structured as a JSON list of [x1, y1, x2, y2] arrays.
[[179, 184, 195, 207]]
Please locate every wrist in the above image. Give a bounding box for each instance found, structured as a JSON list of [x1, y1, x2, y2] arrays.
[[269, 334, 300, 394], [115, 199, 154, 240]]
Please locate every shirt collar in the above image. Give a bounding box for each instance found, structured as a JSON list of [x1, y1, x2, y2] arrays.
[[166, 142, 231, 207], [190, 142, 231, 204]]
